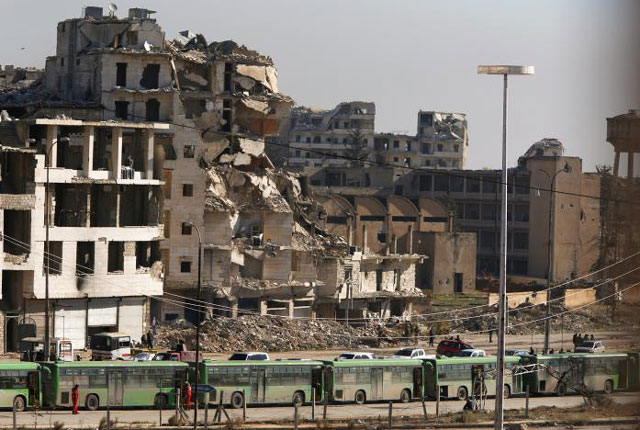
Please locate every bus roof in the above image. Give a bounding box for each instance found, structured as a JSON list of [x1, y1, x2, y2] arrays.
[[0, 362, 40, 370], [530, 353, 628, 360], [324, 359, 423, 367], [202, 360, 324, 367], [41, 361, 188, 368], [427, 356, 520, 365]]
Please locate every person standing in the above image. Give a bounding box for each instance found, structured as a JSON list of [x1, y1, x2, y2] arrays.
[[71, 384, 79, 415], [489, 329, 493, 343], [428, 327, 435, 347], [184, 382, 192, 410]]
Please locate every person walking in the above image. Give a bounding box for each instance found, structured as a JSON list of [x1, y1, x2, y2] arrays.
[[71, 384, 79, 415], [428, 327, 435, 347], [184, 382, 192, 410], [572, 333, 577, 348], [489, 328, 493, 343]]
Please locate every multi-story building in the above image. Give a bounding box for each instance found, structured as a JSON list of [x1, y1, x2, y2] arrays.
[[303, 138, 601, 283], [285, 102, 468, 170], [0, 116, 165, 352]]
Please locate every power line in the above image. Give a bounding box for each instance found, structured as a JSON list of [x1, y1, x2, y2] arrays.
[[77, 105, 636, 207]]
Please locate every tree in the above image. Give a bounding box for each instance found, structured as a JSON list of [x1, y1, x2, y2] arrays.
[[345, 126, 369, 167]]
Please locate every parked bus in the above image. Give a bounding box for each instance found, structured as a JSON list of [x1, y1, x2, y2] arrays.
[[90, 333, 132, 360], [521, 353, 629, 395], [324, 359, 424, 404], [424, 356, 523, 400], [197, 360, 324, 408], [0, 362, 40, 411], [40, 361, 187, 410]]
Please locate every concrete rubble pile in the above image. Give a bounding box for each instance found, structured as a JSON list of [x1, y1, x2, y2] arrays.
[[155, 315, 400, 352]]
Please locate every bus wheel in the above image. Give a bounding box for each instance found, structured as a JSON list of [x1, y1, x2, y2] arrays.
[[85, 394, 100, 411], [556, 383, 567, 397], [12, 396, 26, 412], [456, 386, 468, 400], [354, 390, 366, 405], [292, 391, 305, 406], [230, 392, 244, 409], [154, 394, 168, 409], [503, 385, 511, 399], [400, 389, 411, 403], [604, 379, 614, 394]]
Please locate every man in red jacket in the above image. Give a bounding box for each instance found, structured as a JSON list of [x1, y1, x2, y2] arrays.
[[184, 382, 191, 410], [71, 384, 79, 414]]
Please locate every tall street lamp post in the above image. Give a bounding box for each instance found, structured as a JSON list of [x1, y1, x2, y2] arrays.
[[186, 222, 202, 430], [540, 162, 571, 354], [477, 65, 534, 430]]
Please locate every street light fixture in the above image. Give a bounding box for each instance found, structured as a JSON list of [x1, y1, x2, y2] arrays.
[[478, 64, 534, 430], [539, 162, 571, 354], [185, 222, 202, 430]]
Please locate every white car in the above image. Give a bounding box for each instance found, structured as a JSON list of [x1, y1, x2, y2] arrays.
[[228, 352, 270, 361], [575, 341, 605, 353], [391, 348, 428, 359], [338, 352, 376, 360], [456, 349, 486, 358], [133, 352, 156, 361]]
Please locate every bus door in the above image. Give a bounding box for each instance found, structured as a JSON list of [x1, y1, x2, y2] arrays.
[[371, 368, 383, 400], [311, 367, 323, 402], [250, 368, 265, 404], [413, 367, 423, 398], [28, 371, 38, 406], [618, 358, 629, 390], [628, 354, 640, 390], [107, 371, 125, 406]]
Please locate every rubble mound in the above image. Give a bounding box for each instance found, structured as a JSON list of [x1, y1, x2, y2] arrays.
[[155, 315, 400, 352]]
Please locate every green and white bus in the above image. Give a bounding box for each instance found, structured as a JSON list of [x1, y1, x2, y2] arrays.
[[0, 362, 40, 411], [324, 359, 424, 404], [40, 361, 187, 410], [424, 356, 523, 400], [197, 360, 324, 408], [521, 353, 629, 395]]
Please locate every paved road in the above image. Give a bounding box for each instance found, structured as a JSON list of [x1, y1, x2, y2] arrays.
[[1, 392, 637, 427]]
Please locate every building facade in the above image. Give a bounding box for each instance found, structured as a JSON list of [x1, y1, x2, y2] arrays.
[[303, 138, 601, 283], [285, 102, 468, 170]]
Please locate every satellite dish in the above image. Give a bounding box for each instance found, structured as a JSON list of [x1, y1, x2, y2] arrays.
[[108, 2, 118, 17]]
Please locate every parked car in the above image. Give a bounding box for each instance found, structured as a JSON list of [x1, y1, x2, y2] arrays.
[[391, 348, 428, 359], [456, 349, 486, 358], [133, 352, 156, 361], [229, 352, 270, 361], [152, 352, 180, 361], [575, 340, 605, 353], [436, 339, 474, 357], [338, 352, 376, 360], [505, 349, 530, 357]]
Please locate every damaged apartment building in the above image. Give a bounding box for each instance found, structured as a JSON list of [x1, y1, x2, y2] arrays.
[[283, 102, 468, 172], [0, 6, 427, 327], [0, 114, 165, 352]]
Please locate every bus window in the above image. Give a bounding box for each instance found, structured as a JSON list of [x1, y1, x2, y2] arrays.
[[118, 337, 131, 348]]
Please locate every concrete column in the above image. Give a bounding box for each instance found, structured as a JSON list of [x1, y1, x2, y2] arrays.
[[627, 151, 634, 181], [231, 302, 238, 319], [82, 126, 95, 176], [94, 241, 108, 275], [613, 151, 620, 177], [287, 299, 294, 319], [393, 235, 398, 254], [347, 224, 352, 247], [408, 224, 414, 254], [143, 129, 154, 180], [85, 185, 91, 227], [111, 127, 123, 181], [46, 125, 58, 167], [259, 298, 267, 316], [362, 225, 368, 254], [115, 187, 121, 227]]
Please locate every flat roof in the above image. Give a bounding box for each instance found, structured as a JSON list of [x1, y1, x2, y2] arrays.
[[0, 362, 40, 370], [202, 360, 324, 367], [429, 356, 520, 365], [325, 359, 423, 367], [32, 118, 170, 130]]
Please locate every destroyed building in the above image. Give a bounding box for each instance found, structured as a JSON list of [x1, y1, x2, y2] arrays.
[[0, 6, 426, 333], [303, 139, 601, 283], [0, 66, 42, 91], [0, 114, 166, 352], [284, 102, 468, 170]]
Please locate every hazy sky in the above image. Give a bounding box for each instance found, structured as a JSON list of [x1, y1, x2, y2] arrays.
[[2, 0, 639, 171]]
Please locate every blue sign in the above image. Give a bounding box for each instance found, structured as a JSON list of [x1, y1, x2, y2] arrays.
[[195, 384, 215, 393]]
